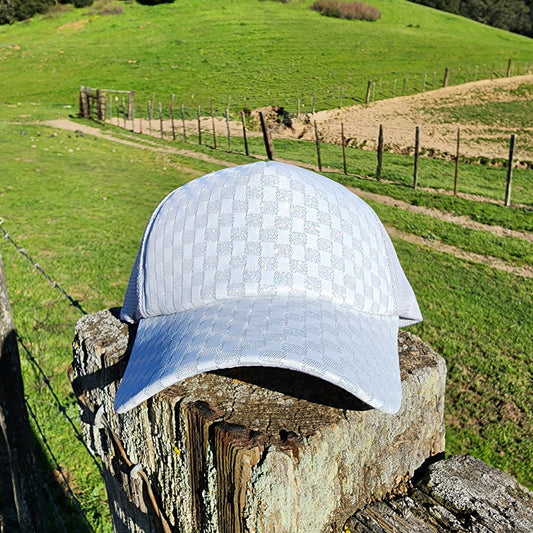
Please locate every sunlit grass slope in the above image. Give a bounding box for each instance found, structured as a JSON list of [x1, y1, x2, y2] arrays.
[[0, 0, 531, 120]]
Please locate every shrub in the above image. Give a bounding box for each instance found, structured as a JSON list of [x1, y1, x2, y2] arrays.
[[90, 0, 124, 15], [136, 0, 175, 5], [310, 0, 381, 21]]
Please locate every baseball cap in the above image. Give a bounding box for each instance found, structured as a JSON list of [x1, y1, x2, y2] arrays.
[[114, 161, 422, 414]]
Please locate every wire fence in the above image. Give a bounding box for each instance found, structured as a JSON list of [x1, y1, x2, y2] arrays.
[[101, 99, 530, 208], [81, 58, 532, 208], [1, 218, 101, 531], [82, 59, 532, 120]]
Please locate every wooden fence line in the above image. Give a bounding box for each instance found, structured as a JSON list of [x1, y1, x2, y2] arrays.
[[79, 86, 527, 207]]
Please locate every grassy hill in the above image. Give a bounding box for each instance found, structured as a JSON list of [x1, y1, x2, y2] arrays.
[[1, 0, 532, 119], [0, 0, 532, 530]]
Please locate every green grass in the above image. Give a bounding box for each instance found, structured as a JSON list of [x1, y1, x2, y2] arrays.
[[0, 0, 532, 120], [366, 200, 533, 266], [1, 121, 532, 526], [400, 241, 533, 489], [0, 122, 225, 529]]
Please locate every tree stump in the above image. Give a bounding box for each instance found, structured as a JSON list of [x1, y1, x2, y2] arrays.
[[70, 308, 446, 533]]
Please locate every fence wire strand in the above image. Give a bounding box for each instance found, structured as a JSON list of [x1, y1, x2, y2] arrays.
[[0, 218, 88, 315], [25, 398, 96, 533], [16, 333, 104, 477]]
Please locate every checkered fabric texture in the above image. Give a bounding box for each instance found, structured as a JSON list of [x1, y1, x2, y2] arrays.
[[115, 161, 422, 414]]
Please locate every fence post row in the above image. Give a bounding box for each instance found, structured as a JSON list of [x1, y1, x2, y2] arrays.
[[79, 79, 524, 206]]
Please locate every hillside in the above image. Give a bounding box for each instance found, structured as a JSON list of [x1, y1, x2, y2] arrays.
[[0, 0, 532, 119]]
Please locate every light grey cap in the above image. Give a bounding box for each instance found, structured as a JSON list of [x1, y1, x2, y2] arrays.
[[114, 161, 422, 414]]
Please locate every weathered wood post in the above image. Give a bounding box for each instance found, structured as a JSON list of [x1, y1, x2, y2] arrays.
[[376, 124, 384, 181], [504, 133, 515, 207], [241, 111, 249, 157], [0, 251, 45, 532], [341, 122, 347, 175], [443, 67, 450, 88], [225, 108, 231, 150], [211, 104, 217, 149], [181, 104, 187, 143], [197, 105, 202, 145], [454, 126, 461, 196], [170, 95, 176, 142], [128, 91, 135, 121], [259, 111, 274, 160], [79, 86, 90, 119], [314, 120, 322, 171], [71, 308, 446, 533], [365, 80, 372, 104], [413, 126, 420, 190]]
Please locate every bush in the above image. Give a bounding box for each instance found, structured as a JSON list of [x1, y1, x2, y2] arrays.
[[90, 0, 124, 15], [0, 0, 54, 24], [136, 0, 175, 5], [311, 0, 381, 21]]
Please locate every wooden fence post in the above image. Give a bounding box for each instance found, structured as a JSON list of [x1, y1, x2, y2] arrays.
[[443, 67, 450, 88], [0, 251, 45, 532], [138, 104, 143, 134], [341, 122, 347, 175], [211, 104, 217, 150], [314, 121, 322, 171], [128, 91, 135, 120], [79, 86, 86, 118], [454, 127, 460, 196], [70, 309, 446, 533], [170, 95, 176, 142], [225, 109, 231, 150], [504, 134, 515, 207], [259, 111, 274, 160], [197, 105, 202, 145], [96, 89, 104, 122], [241, 110, 249, 157], [181, 104, 187, 143], [376, 124, 384, 181], [413, 126, 420, 190], [506, 58, 512, 77], [365, 80, 372, 104], [159, 102, 164, 138]]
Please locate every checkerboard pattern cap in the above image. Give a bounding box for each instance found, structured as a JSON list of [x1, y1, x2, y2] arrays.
[[114, 161, 422, 414]]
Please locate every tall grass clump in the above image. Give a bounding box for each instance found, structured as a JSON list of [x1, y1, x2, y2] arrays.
[[311, 0, 381, 21]]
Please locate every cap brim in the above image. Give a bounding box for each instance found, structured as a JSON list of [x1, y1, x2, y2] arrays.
[[114, 296, 402, 415]]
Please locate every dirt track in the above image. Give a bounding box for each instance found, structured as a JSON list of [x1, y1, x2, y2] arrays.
[[273, 73, 533, 161], [44, 111, 533, 278]]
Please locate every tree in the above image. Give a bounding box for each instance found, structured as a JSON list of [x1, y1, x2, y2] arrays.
[[459, 0, 531, 35], [0, 0, 54, 24]]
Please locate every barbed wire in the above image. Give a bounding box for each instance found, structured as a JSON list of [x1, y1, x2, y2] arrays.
[[25, 398, 95, 533], [0, 218, 88, 315], [16, 333, 104, 477]]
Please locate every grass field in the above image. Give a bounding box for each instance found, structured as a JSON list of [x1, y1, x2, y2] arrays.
[[0, 0, 532, 530], [1, 0, 532, 118]]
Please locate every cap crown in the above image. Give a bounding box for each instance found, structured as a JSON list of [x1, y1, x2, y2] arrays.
[[122, 162, 419, 324]]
